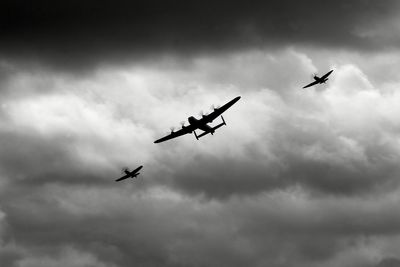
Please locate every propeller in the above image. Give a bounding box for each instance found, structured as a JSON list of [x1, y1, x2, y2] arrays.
[[210, 104, 220, 111], [170, 126, 175, 133], [199, 110, 207, 118], [180, 121, 186, 128], [121, 167, 129, 174], [311, 73, 318, 79]]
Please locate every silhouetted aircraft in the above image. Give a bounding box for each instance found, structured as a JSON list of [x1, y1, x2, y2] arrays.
[[302, 70, 334, 89], [154, 96, 241, 143], [115, 165, 143, 182]]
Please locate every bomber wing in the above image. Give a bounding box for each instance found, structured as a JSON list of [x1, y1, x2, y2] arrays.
[[320, 70, 333, 80], [302, 80, 319, 89], [154, 124, 196, 143], [201, 96, 241, 123]]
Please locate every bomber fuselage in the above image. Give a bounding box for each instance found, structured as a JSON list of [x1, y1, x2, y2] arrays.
[[188, 116, 214, 133]]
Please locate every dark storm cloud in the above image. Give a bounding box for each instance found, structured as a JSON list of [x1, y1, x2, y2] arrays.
[[1, 0, 399, 69]]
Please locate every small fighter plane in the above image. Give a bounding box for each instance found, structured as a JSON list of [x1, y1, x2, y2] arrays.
[[115, 165, 143, 182], [154, 96, 241, 143], [302, 70, 334, 89]]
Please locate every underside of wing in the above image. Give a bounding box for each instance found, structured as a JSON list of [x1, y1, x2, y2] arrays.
[[302, 80, 319, 89], [115, 174, 130, 182], [131, 165, 143, 174], [321, 70, 333, 79], [198, 125, 211, 132], [154, 127, 193, 143]]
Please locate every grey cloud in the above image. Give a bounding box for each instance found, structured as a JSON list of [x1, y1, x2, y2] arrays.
[[2, 185, 400, 267], [376, 258, 400, 267], [0, 248, 21, 267], [0, 186, 249, 267], [0, 131, 113, 186]]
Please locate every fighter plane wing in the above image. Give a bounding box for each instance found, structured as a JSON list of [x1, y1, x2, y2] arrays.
[[131, 165, 143, 174], [320, 70, 333, 80], [302, 80, 320, 89], [115, 174, 130, 182], [201, 96, 241, 123], [154, 124, 196, 143]]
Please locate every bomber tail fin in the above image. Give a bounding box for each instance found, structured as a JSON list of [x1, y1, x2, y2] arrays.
[[193, 130, 199, 140], [196, 130, 211, 139], [194, 116, 227, 140]]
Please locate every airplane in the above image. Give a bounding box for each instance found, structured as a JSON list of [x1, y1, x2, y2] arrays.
[[115, 165, 143, 182], [154, 96, 241, 143], [302, 70, 334, 89]]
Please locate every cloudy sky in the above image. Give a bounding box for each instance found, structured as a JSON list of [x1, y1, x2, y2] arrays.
[[1, 1, 400, 266]]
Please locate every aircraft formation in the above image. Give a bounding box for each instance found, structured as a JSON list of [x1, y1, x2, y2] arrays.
[[116, 70, 334, 181]]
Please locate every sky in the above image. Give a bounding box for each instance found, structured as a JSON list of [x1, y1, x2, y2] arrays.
[[1, 0, 400, 266]]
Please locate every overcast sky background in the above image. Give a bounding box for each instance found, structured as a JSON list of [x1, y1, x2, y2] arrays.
[[1, 1, 400, 266]]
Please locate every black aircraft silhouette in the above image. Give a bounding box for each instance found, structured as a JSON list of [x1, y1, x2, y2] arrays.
[[154, 96, 241, 143], [115, 165, 143, 182], [302, 70, 334, 89]]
